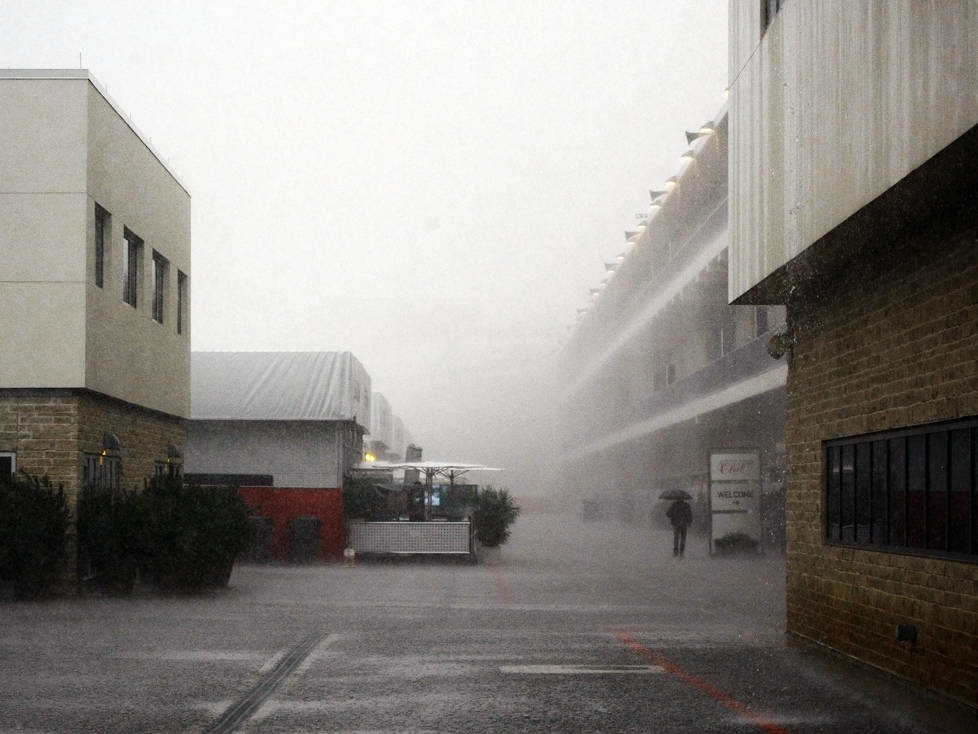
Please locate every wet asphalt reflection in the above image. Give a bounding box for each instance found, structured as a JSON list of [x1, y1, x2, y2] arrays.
[[0, 511, 971, 733]]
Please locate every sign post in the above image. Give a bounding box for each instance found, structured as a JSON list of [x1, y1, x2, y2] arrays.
[[708, 449, 762, 555]]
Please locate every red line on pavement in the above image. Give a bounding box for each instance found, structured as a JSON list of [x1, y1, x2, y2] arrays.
[[489, 563, 514, 604], [614, 632, 792, 734]]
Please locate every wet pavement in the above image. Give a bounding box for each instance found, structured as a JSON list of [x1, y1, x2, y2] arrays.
[[0, 511, 974, 733]]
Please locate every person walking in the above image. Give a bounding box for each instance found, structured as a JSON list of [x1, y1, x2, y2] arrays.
[[666, 497, 693, 557]]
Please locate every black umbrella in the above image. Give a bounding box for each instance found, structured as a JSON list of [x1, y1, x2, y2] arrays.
[[659, 489, 692, 501]]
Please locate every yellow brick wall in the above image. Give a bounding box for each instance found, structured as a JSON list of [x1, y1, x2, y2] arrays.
[[0, 389, 185, 587], [785, 202, 978, 708]]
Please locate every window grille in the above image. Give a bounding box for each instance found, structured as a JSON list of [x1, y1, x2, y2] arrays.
[[825, 417, 978, 559], [84, 452, 121, 491]]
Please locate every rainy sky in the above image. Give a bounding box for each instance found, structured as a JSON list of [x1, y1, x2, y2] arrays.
[[3, 1, 727, 483]]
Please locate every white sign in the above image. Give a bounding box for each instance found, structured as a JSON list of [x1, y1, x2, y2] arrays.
[[709, 449, 762, 555], [711, 481, 756, 512], [710, 452, 760, 482]]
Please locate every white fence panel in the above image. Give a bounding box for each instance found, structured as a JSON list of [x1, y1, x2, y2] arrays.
[[348, 521, 471, 555]]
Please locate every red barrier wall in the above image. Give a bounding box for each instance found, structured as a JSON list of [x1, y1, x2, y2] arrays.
[[238, 487, 344, 561]]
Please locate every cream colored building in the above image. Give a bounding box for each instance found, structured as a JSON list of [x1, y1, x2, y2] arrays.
[[0, 70, 190, 516], [729, 1, 978, 709], [557, 103, 786, 531]]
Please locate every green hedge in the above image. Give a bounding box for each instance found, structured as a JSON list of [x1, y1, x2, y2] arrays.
[[0, 474, 70, 599], [78, 475, 255, 595], [471, 486, 520, 547]]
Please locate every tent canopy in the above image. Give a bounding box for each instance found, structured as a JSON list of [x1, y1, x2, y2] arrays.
[[191, 351, 371, 429]]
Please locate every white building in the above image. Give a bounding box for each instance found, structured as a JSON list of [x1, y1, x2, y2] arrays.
[[0, 69, 190, 514]]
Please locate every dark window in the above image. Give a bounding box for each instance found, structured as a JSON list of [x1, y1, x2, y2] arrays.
[[154, 461, 182, 479], [84, 452, 121, 491], [825, 416, 978, 560], [840, 444, 855, 544], [755, 307, 768, 337], [122, 229, 142, 308], [720, 312, 736, 356], [94, 204, 109, 288], [855, 442, 872, 544], [0, 452, 15, 478], [762, 0, 786, 33], [870, 440, 887, 543], [949, 429, 970, 553], [888, 436, 907, 546], [177, 271, 188, 335], [907, 435, 926, 549], [152, 251, 168, 324], [826, 445, 841, 540]]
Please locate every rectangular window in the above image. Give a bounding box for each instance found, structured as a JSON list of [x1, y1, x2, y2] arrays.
[[720, 311, 736, 356], [94, 204, 109, 288], [825, 416, 978, 560], [84, 452, 121, 491], [177, 271, 188, 335], [755, 307, 769, 337], [155, 461, 182, 479], [762, 0, 786, 33], [122, 229, 142, 308], [0, 452, 15, 478], [152, 251, 168, 324]]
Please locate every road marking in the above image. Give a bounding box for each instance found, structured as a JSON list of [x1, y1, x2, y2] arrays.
[[614, 633, 793, 734], [258, 649, 287, 674], [500, 664, 665, 674], [203, 631, 335, 734]]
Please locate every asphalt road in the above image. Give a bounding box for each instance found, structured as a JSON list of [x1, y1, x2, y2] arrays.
[[0, 511, 973, 733]]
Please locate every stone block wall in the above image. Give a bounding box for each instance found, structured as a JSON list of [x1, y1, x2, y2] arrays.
[[0, 388, 184, 586], [0, 391, 82, 496], [0, 389, 184, 505], [784, 202, 978, 708]]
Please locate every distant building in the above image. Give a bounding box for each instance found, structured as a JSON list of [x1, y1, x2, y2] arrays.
[[184, 351, 371, 561], [391, 415, 407, 462], [365, 392, 394, 461], [0, 70, 191, 575], [729, 1, 978, 708], [557, 104, 787, 532]]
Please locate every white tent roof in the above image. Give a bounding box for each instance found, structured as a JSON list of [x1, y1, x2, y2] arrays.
[[191, 351, 371, 427]]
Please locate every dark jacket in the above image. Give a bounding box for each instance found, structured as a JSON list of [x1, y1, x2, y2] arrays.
[[667, 500, 692, 529]]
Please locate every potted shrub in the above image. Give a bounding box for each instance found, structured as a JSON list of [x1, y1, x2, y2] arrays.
[[470, 486, 520, 548]]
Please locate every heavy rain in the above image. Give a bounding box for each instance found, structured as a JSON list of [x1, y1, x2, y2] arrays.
[[1, 1, 977, 732]]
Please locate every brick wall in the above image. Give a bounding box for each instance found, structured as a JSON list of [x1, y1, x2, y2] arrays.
[[0, 389, 185, 504], [0, 391, 82, 497], [0, 389, 185, 586], [784, 202, 978, 708], [76, 391, 185, 496]]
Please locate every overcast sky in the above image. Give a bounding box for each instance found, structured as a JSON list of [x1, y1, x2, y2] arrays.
[[4, 1, 727, 484]]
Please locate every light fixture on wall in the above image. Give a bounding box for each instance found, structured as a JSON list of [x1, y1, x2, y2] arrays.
[[685, 122, 715, 144], [166, 444, 182, 460], [766, 323, 794, 360], [103, 433, 121, 452]]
